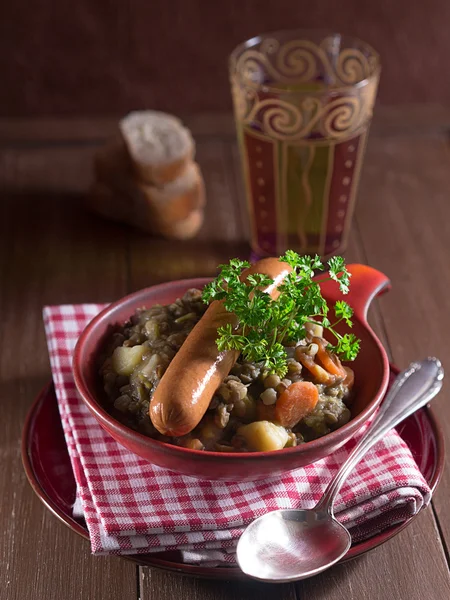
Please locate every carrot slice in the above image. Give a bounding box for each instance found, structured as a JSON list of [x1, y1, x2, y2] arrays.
[[275, 381, 319, 428], [314, 337, 346, 379], [295, 348, 335, 385]]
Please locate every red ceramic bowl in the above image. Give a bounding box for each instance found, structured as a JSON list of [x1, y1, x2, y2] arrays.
[[73, 264, 391, 481]]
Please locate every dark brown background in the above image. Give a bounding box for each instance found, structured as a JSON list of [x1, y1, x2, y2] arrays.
[[2, 0, 450, 116]]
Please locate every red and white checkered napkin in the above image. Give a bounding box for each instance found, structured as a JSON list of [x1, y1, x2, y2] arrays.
[[43, 304, 431, 565]]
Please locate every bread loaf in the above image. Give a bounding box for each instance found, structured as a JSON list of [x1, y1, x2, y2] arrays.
[[94, 140, 205, 223], [90, 110, 205, 239], [119, 111, 194, 185]]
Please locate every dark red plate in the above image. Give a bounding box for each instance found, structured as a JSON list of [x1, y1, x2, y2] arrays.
[[22, 370, 444, 580]]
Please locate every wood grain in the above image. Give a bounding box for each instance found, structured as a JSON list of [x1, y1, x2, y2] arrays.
[[3, 106, 450, 145], [354, 134, 450, 556], [0, 146, 96, 193], [140, 568, 297, 600], [296, 512, 450, 600], [0, 189, 137, 600]]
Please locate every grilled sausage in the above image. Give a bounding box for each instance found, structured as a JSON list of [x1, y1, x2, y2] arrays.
[[149, 258, 292, 436]]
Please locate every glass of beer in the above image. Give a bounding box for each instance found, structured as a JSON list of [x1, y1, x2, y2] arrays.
[[229, 30, 380, 258]]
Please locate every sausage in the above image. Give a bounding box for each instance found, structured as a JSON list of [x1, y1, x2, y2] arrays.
[[149, 258, 292, 436]]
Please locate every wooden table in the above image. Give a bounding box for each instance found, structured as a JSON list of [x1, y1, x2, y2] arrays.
[[1, 108, 450, 600]]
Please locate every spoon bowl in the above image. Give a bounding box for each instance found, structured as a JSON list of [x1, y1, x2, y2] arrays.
[[237, 508, 351, 582], [237, 358, 444, 582]]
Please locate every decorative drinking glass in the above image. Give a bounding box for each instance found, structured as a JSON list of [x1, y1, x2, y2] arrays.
[[230, 30, 380, 258]]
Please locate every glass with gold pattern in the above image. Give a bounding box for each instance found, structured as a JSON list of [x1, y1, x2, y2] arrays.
[[229, 30, 380, 258]]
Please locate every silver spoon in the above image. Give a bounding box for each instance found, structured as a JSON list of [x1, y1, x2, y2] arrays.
[[237, 357, 444, 583]]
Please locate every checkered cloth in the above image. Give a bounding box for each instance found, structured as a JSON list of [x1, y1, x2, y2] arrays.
[[43, 304, 431, 564]]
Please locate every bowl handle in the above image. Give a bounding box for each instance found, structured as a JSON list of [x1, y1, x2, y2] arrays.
[[318, 264, 391, 323]]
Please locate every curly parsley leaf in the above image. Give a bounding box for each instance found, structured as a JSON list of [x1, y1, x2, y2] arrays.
[[334, 300, 354, 327], [261, 342, 288, 379], [216, 324, 246, 352], [203, 253, 361, 375], [328, 256, 351, 294], [280, 251, 323, 278], [330, 333, 360, 362]]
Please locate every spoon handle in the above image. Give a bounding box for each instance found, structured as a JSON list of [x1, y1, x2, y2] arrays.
[[316, 357, 444, 513]]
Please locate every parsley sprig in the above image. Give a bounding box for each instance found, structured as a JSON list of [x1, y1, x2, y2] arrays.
[[202, 253, 361, 378]]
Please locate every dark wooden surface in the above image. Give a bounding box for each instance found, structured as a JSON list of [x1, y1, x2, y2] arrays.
[[1, 108, 450, 599], [3, 0, 450, 115]]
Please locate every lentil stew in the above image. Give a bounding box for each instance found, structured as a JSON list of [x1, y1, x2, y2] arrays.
[[100, 288, 354, 452]]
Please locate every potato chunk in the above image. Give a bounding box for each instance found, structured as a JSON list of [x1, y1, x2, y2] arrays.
[[237, 421, 288, 452], [112, 345, 146, 376]]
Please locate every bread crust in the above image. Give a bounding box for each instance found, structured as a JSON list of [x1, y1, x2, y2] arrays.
[[93, 141, 204, 224], [132, 152, 194, 186], [120, 111, 195, 185]]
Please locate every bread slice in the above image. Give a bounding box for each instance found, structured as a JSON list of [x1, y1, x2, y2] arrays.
[[94, 141, 205, 225], [88, 183, 204, 239], [144, 161, 205, 223], [90, 139, 205, 237], [119, 111, 195, 185], [158, 208, 204, 240]]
